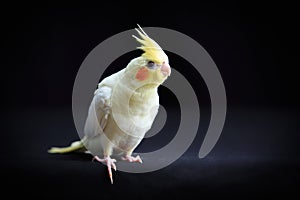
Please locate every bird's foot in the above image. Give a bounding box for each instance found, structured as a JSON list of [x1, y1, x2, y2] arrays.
[[121, 155, 143, 163], [92, 156, 116, 184]]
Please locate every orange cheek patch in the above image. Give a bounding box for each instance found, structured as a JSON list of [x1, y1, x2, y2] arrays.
[[135, 67, 149, 81]]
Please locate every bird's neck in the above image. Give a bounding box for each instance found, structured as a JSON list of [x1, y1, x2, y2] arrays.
[[129, 84, 158, 114], [135, 83, 158, 93]]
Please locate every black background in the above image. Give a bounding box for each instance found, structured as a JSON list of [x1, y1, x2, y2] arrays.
[[1, 1, 299, 199]]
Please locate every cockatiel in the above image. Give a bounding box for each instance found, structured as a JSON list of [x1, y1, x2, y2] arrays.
[[48, 25, 171, 184]]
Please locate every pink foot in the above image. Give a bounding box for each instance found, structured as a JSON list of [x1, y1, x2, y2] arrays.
[[121, 155, 143, 163], [93, 156, 116, 184]]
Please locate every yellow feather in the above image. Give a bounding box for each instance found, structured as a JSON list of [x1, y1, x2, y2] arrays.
[[132, 25, 168, 64]]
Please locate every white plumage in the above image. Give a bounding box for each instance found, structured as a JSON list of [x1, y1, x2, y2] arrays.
[[49, 25, 171, 184]]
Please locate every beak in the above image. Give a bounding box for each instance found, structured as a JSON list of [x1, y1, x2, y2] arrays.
[[161, 63, 171, 77]]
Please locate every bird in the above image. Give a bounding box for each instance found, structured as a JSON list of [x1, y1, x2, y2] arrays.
[[48, 25, 171, 184]]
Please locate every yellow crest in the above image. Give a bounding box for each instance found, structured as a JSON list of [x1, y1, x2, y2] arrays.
[[132, 24, 168, 64]]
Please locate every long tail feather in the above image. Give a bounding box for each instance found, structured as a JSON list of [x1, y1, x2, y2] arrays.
[[48, 140, 86, 154]]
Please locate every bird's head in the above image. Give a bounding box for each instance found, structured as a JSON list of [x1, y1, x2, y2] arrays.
[[125, 25, 171, 87]]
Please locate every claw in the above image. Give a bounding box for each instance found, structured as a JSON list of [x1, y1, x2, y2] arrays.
[[107, 165, 113, 184], [121, 155, 143, 163], [93, 156, 117, 184], [112, 162, 117, 171]]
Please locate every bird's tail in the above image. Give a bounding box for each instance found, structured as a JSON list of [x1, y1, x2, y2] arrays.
[[48, 138, 86, 154]]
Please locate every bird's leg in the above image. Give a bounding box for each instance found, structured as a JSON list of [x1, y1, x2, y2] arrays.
[[121, 153, 143, 163], [93, 155, 116, 184]]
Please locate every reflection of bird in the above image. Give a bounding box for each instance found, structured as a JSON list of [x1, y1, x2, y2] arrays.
[[48, 25, 171, 184]]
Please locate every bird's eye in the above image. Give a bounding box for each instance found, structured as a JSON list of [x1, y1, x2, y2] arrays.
[[147, 61, 156, 69]]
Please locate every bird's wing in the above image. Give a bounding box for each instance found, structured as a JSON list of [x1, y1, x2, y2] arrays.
[[84, 69, 125, 138], [84, 85, 112, 138]]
